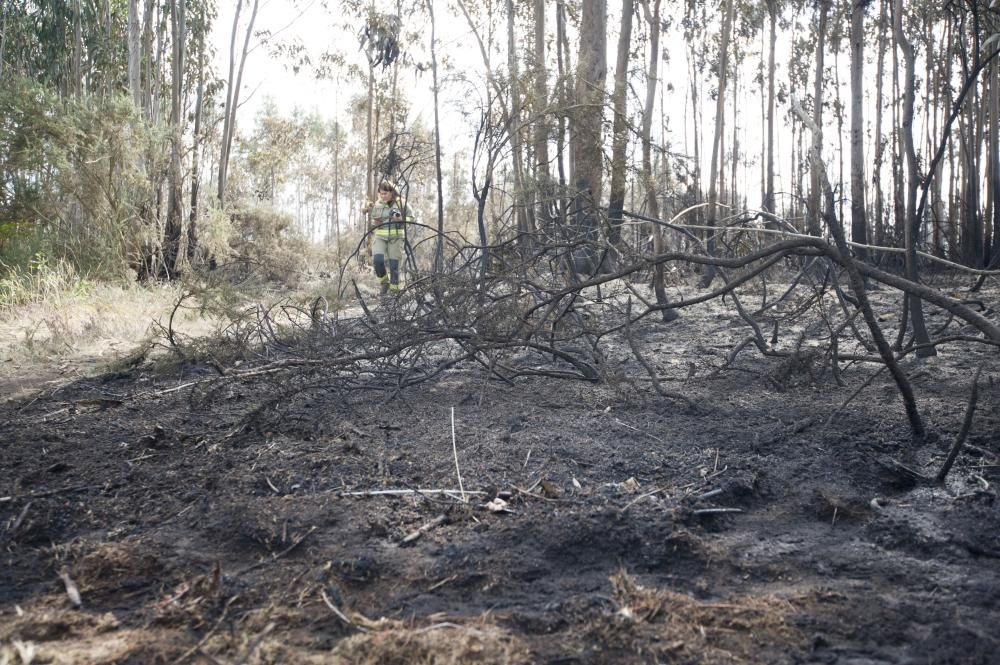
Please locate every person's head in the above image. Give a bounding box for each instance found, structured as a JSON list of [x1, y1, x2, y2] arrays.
[[377, 180, 399, 202]]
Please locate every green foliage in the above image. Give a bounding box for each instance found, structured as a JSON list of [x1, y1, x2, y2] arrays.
[[224, 207, 311, 287], [0, 254, 94, 313], [0, 75, 160, 281]]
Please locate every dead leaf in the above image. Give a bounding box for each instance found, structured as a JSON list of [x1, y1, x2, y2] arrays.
[[539, 479, 561, 498], [484, 498, 512, 513], [621, 477, 640, 492], [572, 477, 582, 490]]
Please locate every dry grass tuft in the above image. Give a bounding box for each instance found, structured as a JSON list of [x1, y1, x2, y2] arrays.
[[329, 619, 532, 665], [69, 541, 165, 592], [578, 571, 806, 663]]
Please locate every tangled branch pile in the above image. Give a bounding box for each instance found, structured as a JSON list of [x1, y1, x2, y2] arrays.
[[167, 210, 1000, 441]]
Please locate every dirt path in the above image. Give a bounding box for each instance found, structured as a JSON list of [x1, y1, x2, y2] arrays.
[[1, 291, 999, 664]]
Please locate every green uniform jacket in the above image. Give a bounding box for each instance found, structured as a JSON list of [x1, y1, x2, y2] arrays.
[[370, 200, 414, 237]]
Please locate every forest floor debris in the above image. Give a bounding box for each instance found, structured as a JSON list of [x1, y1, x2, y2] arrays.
[[2, 278, 999, 664]]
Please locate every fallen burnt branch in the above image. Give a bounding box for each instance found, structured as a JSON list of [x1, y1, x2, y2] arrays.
[[151, 204, 999, 444]]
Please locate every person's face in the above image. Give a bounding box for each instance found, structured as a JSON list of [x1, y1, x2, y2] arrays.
[[378, 188, 393, 202]]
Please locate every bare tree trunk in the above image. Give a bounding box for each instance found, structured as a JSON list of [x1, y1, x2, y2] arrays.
[[0, 5, 7, 80], [72, 0, 83, 98], [893, 0, 934, 357], [849, 0, 867, 260], [188, 30, 205, 263], [427, 0, 445, 271], [807, 0, 829, 238], [698, 0, 735, 288], [128, 0, 142, 106], [366, 63, 374, 205], [164, 0, 187, 277], [533, 0, 550, 183], [686, 30, 702, 234], [763, 0, 777, 214], [607, 0, 633, 248], [639, 0, 677, 321], [218, 0, 260, 205], [873, 0, 888, 248], [569, 0, 607, 275], [141, 0, 155, 117], [506, 0, 533, 239], [556, 0, 569, 199], [989, 60, 1000, 266]]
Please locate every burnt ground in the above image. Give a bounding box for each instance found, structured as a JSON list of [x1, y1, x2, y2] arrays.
[[1, 284, 999, 665]]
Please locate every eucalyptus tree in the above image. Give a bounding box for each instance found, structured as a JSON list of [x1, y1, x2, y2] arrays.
[[608, 0, 635, 248], [762, 0, 781, 215], [164, 0, 188, 275], [569, 0, 607, 275], [698, 0, 736, 288], [805, 0, 830, 238], [893, 0, 934, 357], [639, 0, 678, 320], [849, 0, 868, 258], [532, 0, 550, 189], [218, 0, 260, 205]]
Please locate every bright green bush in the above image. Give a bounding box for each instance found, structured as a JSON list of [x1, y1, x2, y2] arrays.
[[0, 76, 159, 282]]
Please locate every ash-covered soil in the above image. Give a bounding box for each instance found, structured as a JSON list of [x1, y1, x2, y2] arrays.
[[2, 286, 999, 664]]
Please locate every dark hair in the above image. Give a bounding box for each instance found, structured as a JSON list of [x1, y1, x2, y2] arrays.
[[377, 180, 399, 197]]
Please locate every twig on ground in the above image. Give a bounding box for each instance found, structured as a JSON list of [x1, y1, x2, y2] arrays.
[[234, 621, 276, 665], [4, 500, 32, 539], [509, 483, 559, 502], [619, 486, 668, 514], [58, 568, 82, 607], [623, 298, 697, 409], [690, 508, 743, 516], [153, 381, 202, 396], [341, 489, 486, 498], [171, 596, 238, 665], [824, 366, 889, 428], [427, 575, 458, 591], [451, 407, 467, 503], [235, 526, 317, 576], [321, 588, 367, 632], [937, 366, 983, 484], [402, 514, 447, 544]]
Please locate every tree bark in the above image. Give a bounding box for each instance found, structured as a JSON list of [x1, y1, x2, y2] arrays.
[[893, 0, 934, 357], [506, 0, 533, 240], [164, 0, 186, 277], [806, 0, 829, 238], [989, 60, 1000, 266], [569, 0, 607, 275], [763, 0, 777, 214], [188, 22, 205, 263], [128, 0, 142, 107], [72, 0, 83, 98], [849, 0, 867, 260], [698, 0, 735, 288], [428, 0, 445, 271], [873, 0, 888, 247], [533, 0, 550, 184], [218, 0, 260, 205], [607, 0, 634, 248], [639, 0, 677, 321]]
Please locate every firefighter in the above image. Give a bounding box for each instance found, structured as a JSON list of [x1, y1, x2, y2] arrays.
[[368, 180, 413, 295]]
